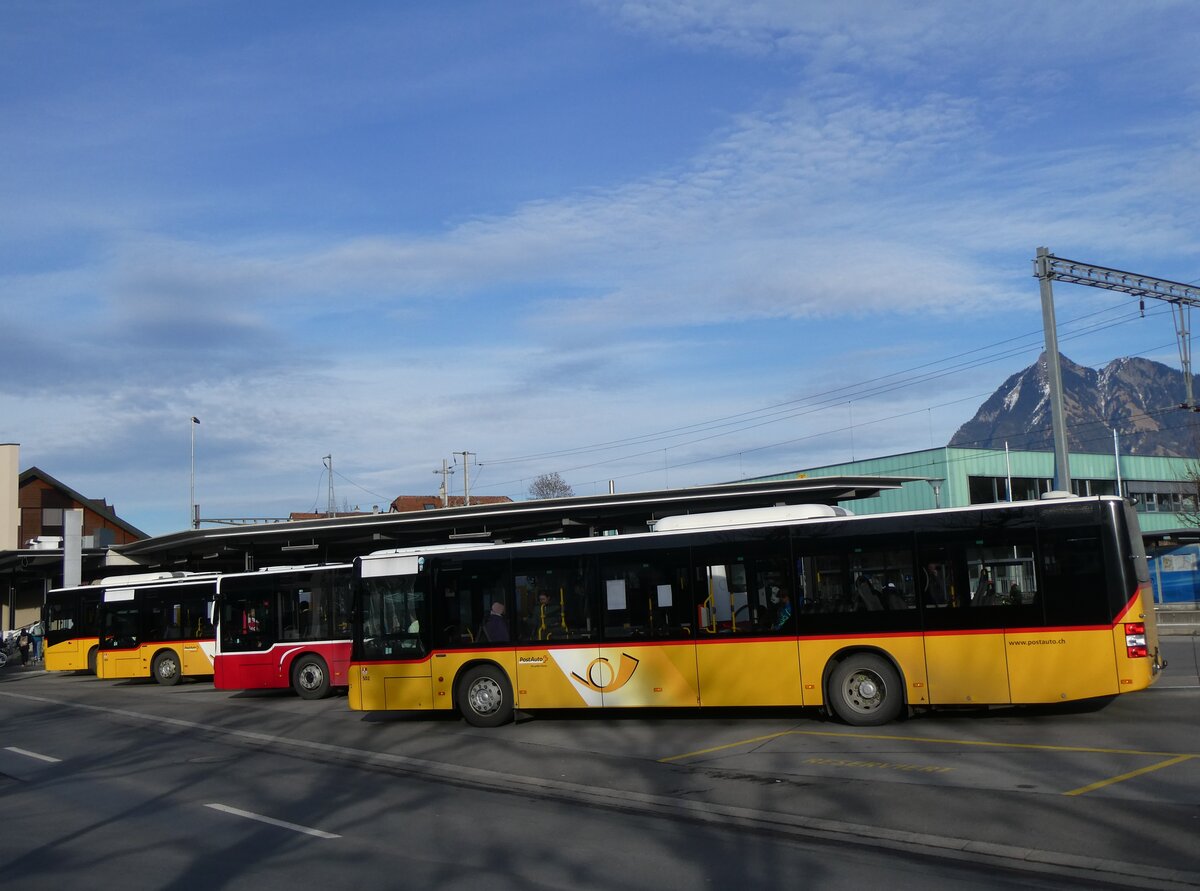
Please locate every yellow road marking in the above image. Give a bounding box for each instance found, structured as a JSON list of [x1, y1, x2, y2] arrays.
[[660, 729, 1197, 764], [658, 730, 793, 763], [1063, 754, 1196, 797]]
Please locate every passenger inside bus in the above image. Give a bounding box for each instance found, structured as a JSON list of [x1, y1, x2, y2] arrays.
[[481, 601, 509, 642], [772, 589, 795, 631], [855, 575, 884, 611]]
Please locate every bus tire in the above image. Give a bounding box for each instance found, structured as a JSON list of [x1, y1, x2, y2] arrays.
[[152, 651, 182, 686], [827, 654, 902, 726], [293, 655, 331, 700], [457, 664, 513, 727], [87, 646, 98, 675]]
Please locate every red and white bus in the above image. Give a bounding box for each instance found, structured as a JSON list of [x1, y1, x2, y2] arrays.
[[213, 563, 353, 698]]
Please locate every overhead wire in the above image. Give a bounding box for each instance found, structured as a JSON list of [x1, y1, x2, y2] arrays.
[[477, 299, 1172, 494]]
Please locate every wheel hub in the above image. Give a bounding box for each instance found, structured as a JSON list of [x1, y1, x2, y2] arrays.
[[469, 678, 502, 715]]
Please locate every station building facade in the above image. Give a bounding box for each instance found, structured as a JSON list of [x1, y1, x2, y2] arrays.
[[751, 446, 1200, 606]]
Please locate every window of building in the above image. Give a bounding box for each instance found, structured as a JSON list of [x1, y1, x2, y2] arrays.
[[968, 476, 1053, 504], [1127, 480, 1192, 514]]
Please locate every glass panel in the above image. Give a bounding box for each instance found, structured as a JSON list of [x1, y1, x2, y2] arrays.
[[432, 558, 510, 648], [965, 543, 1037, 606], [918, 546, 961, 608], [599, 549, 690, 640], [850, 548, 916, 612], [515, 556, 594, 642], [101, 605, 140, 649], [968, 476, 1000, 504], [360, 574, 426, 659], [1039, 527, 1109, 625], [690, 533, 793, 636]]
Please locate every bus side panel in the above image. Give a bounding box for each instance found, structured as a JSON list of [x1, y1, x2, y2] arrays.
[[214, 654, 278, 690], [696, 638, 801, 707], [325, 641, 353, 687], [538, 644, 696, 708], [799, 636, 929, 708], [98, 646, 143, 680], [349, 657, 433, 710], [1006, 628, 1119, 702], [924, 632, 1011, 705], [45, 637, 97, 672], [181, 640, 214, 677], [523, 645, 600, 708], [599, 641, 699, 708]]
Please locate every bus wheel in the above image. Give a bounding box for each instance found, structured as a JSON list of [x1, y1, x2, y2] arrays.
[[827, 654, 902, 726], [293, 655, 331, 700], [152, 651, 182, 686], [458, 665, 513, 727], [87, 646, 98, 675]]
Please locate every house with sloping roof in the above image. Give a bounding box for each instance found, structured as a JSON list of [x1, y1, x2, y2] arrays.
[[1, 445, 146, 632], [390, 495, 513, 513]]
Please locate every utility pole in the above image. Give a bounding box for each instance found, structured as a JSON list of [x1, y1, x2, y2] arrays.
[[454, 451, 475, 506], [323, 455, 335, 517], [1034, 248, 1072, 492], [1034, 248, 1200, 493], [433, 458, 454, 508]]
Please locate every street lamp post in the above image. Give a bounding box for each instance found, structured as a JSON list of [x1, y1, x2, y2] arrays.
[[925, 477, 945, 510], [190, 416, 200, 530]]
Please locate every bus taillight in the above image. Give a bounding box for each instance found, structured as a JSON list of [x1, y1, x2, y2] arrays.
[[1124, 622, 1147, 658]]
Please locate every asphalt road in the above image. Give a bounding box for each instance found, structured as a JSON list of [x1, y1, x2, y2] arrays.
[[2, 637, 1197, 889]]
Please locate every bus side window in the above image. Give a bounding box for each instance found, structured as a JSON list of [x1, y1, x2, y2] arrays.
[[433, 559, 510, 647], [360, 574, 426, 659], [600, 550, 688, 641], [515, 557, 593, 642], [1039, 527, 1108, 625]]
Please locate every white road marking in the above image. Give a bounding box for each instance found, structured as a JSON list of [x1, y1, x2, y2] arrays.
[[4, 746, 61, 763], [204, 803, 341, 839]]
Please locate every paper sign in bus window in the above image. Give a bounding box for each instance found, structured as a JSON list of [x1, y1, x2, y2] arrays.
[[606, 579, 627, 610], [657, 584, 673, 607]]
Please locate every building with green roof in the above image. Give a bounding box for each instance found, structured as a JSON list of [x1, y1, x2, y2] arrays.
[[749, 446, 1200, 606]]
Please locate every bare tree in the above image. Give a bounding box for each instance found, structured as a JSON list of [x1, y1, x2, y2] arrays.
[[528, 472, 574, 500], [1177, 459, 1200, 527]]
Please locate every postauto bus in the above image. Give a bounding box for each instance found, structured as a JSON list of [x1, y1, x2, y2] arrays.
[[348, 496, 1161, 726]]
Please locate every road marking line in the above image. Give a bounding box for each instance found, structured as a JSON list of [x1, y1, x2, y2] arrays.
[[658, 730, 792, 762], [660, 727, 1198, 764], [4, 746, 61, 763], [204, 803, 340, 838], [1063, 754, 1197, 797]]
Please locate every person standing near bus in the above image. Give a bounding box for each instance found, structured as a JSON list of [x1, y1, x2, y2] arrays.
[[17, 628, 31, 666], [31, 622, 44, 662]]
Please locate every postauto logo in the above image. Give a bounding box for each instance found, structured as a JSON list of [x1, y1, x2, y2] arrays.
[[568, 652, 640, 694]]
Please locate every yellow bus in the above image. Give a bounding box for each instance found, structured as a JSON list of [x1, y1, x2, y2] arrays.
[[43, 584, 104, 673], [95, 573, 220, 685], [348, 496, 1162, 726]]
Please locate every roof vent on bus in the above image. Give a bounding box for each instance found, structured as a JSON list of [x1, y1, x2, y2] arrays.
[[652, 503, 850, 533], [97, 571, 191, 585], [1040, 490, 1079, 500]]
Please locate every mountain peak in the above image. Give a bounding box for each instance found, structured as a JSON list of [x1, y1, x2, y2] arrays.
[[949, 354, 1199, 456]]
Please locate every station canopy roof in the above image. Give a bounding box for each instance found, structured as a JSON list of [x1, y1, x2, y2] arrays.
[[115, 475, 917, 574]]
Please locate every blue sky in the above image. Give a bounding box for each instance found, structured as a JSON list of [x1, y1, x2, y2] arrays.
[[3, 1, 1198, 536]]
